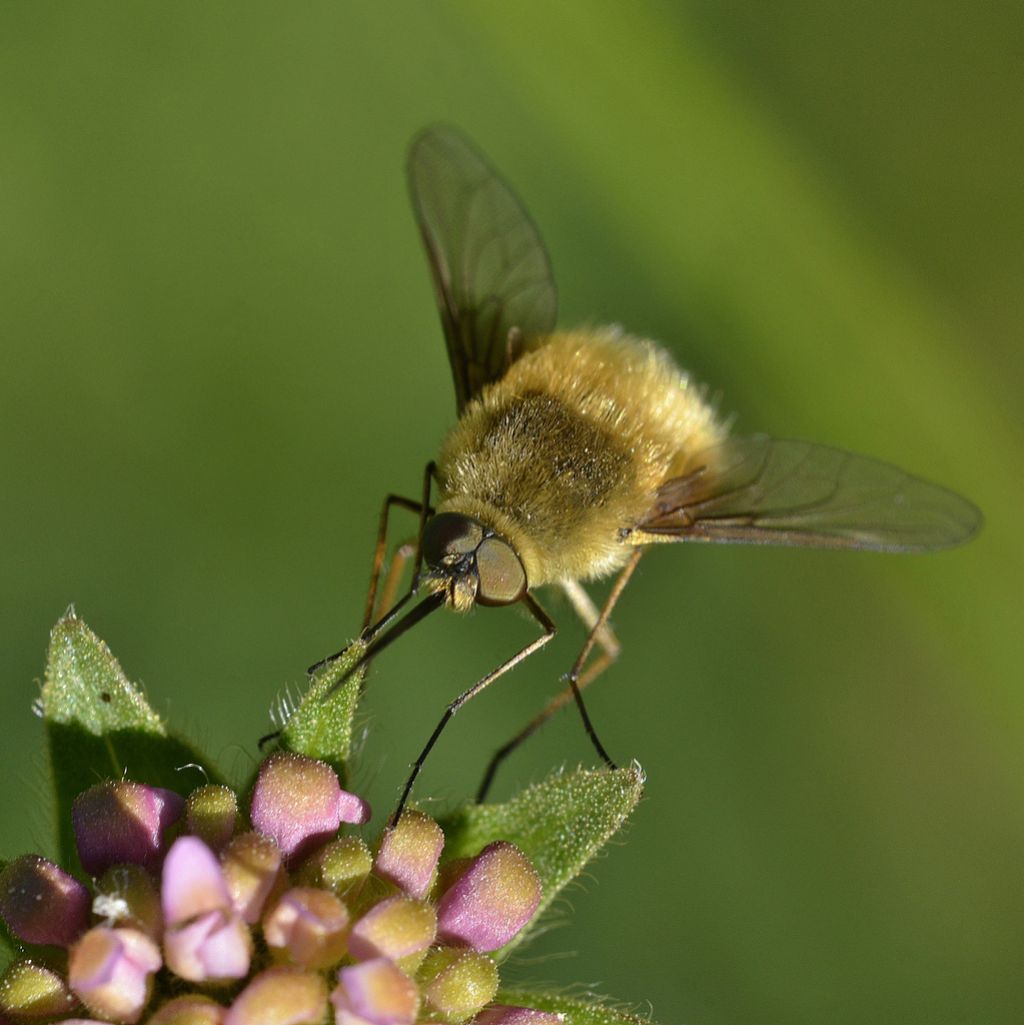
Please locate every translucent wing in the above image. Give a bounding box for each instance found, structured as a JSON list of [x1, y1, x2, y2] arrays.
[[407, 125, 557, 413], [638, 435, 981, 552]]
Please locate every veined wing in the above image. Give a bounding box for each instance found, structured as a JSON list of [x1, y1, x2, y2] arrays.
[[407, 125, 557, 414], [637, 435, 981, 552]]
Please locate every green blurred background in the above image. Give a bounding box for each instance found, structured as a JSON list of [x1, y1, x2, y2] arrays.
[[1, 3, 1020, 1023]]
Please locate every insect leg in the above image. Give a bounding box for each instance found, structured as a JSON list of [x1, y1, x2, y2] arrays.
[[363, 458, 436, 629], [560, 578, 622, 688], [390, 593, 556, 825], [362, 496, 421, 631], [373, 540, 418, 624], [476, 548, 644, 801], [309, 463, 437, 674]]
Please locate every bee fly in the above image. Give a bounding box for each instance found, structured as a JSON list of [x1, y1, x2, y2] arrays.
[[317, 125, 980, 822]]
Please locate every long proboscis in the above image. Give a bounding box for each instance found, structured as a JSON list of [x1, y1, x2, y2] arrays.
[[324, 590, 446, 697]]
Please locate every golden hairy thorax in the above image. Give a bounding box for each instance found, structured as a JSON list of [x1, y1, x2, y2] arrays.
[[435, 327, 727, 587]]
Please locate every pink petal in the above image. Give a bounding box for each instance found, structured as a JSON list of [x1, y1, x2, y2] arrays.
[[332, 958, 419, 1025], [436, 842, 541, 952], [69, 927, 161, 1024], [162, 836, 231, 926], [164, 909, 252, 982]]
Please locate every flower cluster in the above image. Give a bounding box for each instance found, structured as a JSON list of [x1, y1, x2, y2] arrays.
[[0, 752, 556, 1025]]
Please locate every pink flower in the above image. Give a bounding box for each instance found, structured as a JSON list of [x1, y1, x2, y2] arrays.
[[262, 887, 350, 969], [436, 842, 541, 952], [332, 958, 419, 1025], [73, 782, 183, 876], [161, 836, 251, 982], [250, 754, 370, 864], [68, 927, 161, 1024]]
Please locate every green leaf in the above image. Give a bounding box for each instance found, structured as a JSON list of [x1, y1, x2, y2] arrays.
[[43, 612, 165, 735], [0, 867, 14, 974], [42, 612, 222, 869], [277, 639, 366, 784], [440, 765, 644, 955], [496, 990, 655, 1025]]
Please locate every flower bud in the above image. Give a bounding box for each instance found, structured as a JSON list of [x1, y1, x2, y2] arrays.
[[295, 837, 372, 897], [162, 837, 251, 983], [146, 995, 226, 1025], [250, 755, 370, 864], [0, 960, 77, 1020], [73, 782, 184, 876], [373, 811, 444, 899], [262, 887, 349, 969], [223, 967, 327, 1025], [474, 1008, 564, 1025], [436, 843, 540, 952], [162, 837, 231, 926], [0, 855, 90, 947], [417, 948, 498, 1025], [94, 864, 162, 937], [332, 958, 419, 1025], [186, 785, 238, 853], [348, 895, 436, 969], [68, 927, 161, 1024], [164, 912, 252, 984], [221, 833, 283, 924]]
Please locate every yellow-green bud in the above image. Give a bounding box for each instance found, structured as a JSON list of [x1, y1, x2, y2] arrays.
[[295, 836, 372, 896], [186, 785, 238, 853], [0, 961, 77, 1020], [418, 947, 499, 1024], [146, 994, 227, 1025]]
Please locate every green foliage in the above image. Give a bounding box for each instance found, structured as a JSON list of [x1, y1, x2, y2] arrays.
[[41, 612, 222, 868], [0, 895, 14, 975], [498, 991, 651, 1025], [277, 639, 366, 784]]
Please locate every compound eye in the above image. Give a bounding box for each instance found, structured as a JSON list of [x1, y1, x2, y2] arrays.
[[475, 537, 527, 606], [422, 513, 484, 568]]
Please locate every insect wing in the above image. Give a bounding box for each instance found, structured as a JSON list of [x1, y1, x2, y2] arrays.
[[407, 125, 557, 413], [639, 435, 981, 552]]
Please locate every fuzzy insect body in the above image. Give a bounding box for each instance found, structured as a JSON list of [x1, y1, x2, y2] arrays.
[[436, 327, 726, 590], [322, 125, 980, 822]]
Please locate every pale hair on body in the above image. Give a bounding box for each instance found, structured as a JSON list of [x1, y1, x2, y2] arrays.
[[436, 326, 727, 588]]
